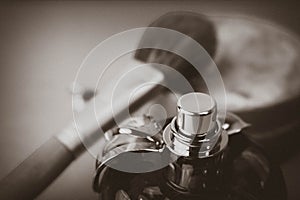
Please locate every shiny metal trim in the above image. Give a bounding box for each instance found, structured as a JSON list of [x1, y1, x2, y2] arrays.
[[163, 117, 228, 158]]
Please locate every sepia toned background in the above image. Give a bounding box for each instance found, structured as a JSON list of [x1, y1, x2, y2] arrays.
[[0, 1, 299, 199]]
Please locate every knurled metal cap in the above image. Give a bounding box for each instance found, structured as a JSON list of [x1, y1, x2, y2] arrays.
[[177, 93, 217, 136]]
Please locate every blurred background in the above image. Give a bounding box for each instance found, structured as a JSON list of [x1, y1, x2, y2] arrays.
[[0, 1, 299, 199]]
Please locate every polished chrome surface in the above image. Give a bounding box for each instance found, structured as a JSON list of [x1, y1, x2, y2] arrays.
[[97, 116, 165, 168], [164, 92, 228, 158], [177, 93, 217, 136], [98, 111, 248, 164]]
